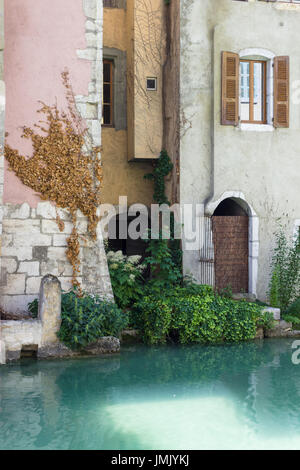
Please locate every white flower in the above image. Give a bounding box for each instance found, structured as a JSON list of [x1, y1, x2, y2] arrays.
[[107, 250, 125, 262], [127, 255, 142, 265]]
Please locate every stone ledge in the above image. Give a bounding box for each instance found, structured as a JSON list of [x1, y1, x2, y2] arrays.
[[262, 307, 281, 321], [84, 336, 120, 355], [264, 320, 299, 338]]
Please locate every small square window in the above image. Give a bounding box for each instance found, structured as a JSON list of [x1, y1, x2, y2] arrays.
[[146, 78, 157, 91]]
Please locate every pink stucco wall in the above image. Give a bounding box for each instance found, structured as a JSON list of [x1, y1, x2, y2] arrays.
[[4, 0, 91, 206]]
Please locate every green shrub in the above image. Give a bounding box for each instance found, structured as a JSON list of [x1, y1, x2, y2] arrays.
[[179, 280, 214, 297], [133, 287, 267, 345], [282, 314, 300, 327], [57, 290, 128, 350], [107, 250, 145, 309], [132, 296, 173, 344], [283, 298, 300, 328], [144, 236, 182, 292], [286, 297, 300, 317], [269, 226, 300, 312], [172, 294, 225, 344]]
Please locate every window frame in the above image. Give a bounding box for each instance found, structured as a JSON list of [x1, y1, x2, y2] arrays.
[[102, 59, 114, 127], [240, 59, 267, 125]]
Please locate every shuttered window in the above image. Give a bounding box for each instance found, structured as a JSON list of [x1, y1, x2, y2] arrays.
[[221, 52, 239, 126], [221, 51, 289, 128], [274, 56, 289, 128]]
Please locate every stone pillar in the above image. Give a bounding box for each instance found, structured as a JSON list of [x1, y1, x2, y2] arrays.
[[38, 275, 62, 346]]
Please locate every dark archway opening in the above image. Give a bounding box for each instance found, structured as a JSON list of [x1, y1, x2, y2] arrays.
[[213, 198, 248, 217], [107, 212, 149, 258]]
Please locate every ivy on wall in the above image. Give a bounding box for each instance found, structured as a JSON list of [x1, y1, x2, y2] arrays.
[[4, 71, 103, 290]]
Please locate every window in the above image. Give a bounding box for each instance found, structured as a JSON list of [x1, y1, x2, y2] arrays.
[[146, 77, 157, 91], [221, 51, 289, 128], [240, 60, 266, 124], [103, 0, 126, 7], [103, 59, 114, 126]]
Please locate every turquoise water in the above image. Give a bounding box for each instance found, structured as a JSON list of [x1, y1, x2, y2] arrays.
[[0, 339, 300, 450]]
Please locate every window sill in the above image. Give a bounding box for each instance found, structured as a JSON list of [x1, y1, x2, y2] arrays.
[[237, 123, 274, 132]]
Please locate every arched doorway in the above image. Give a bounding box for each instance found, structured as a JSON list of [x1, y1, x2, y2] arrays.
[[212, 198, 249, 293]]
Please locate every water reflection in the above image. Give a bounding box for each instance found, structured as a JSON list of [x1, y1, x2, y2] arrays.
[[0, 339, 300, 449]]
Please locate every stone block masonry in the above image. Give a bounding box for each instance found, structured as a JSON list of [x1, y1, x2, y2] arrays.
[[0, 274, 119, 364], [0, 201, 113, 314], [0, 1, 113, 314]]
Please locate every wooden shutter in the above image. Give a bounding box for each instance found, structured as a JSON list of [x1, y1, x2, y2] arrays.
[[274, 56, 289, 128], [221, 51, 239, 126]]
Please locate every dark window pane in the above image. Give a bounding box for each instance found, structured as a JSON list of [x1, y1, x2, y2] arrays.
[[104, 84, 111, 104], [104, 63, 111, 83], [147, 79, 156, 90], [103, 105, 111, 125]]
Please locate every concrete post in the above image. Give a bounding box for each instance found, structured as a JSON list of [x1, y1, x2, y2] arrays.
[[38, 275, 62, 346]]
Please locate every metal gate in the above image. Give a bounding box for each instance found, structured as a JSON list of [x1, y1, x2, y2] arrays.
[[198, 216, 215, 287]]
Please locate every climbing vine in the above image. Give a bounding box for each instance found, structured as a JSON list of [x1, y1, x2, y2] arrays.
[[144, 150, 182, 281], [4, 70, 103, 290], [144, 149, 173, 206]]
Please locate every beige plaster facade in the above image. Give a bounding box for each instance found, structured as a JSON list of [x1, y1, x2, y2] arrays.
[[180, 0, 300, 300], [101, 0, 166, 207]]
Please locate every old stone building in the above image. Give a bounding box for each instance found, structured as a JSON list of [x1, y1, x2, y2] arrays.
[[1, 0, 299, 313], [180, 0, 300, 299], [0, 0, 168, 313], [0, 0, 113, 313]]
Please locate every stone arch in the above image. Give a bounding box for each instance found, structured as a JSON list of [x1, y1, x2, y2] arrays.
[[206, 191, 259, 295]]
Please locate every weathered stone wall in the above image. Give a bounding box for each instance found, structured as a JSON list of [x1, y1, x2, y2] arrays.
[[0, 201, 112, 313], [1, 0, 113, 313], [0, 274, 120, 364]]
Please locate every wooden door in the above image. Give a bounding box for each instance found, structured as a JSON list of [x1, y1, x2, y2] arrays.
[[213, 216, 249, 293]]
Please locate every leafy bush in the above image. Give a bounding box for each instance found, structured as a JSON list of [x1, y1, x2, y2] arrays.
[[144, 236, 182, 292], [283, 298, 300, 328], [282, 314, 300, 327], [107, 250, 146, 309], [269, 226, 300, 312], [131, 296, 173, 344], [132, 287, 268, 345], [57, 290, 128, 350], [286, 297, 300, 317]]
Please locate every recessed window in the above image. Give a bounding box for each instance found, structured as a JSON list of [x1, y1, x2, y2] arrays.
[[102, 59, 114, 126], [240, 60, 267, 124], [146, 77, 157, 91]]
